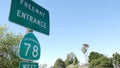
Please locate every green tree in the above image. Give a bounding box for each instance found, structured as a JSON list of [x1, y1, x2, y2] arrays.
[[65, 52, 79, 67], [65, 59, 71, 67], [54, 58, 66, 68], [81, 44, 89, 54], [73, 57, 79, 65], [99, 61, 113, 67], [88, 54, 113, 68], [88, 51, 103, 63], [99, 56, 113, 68], [0, 25, 22, 68], [88, 59, 100, 68], [112, 52, 120, 68]]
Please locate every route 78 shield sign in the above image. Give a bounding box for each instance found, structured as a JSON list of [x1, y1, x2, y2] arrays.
[[19, 32, 41, 60]]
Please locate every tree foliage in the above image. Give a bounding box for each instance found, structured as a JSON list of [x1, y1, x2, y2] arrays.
[[81, 44, 89, 54], [73, 57, 79, 65], [65, 52, 79, 67], [88, 51, 103, 63], [112, 52, 120, 64], [99, 61, 113, 67], [53, 58, 66, 68], [88, 52, 113, 68], [0, 25, 23, 68]]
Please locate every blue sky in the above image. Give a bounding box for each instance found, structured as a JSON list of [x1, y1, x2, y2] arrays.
[[0, 0, 120, 67]]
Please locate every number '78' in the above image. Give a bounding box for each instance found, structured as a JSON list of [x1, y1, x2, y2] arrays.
[[24, 43, 38, 57]]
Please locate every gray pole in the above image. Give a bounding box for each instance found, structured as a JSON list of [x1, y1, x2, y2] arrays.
[[26, 28, 33, 63], [26, 28, 33, 33]]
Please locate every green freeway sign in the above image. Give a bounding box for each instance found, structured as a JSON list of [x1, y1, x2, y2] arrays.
[[19, 61, 38, 68], [19, 32, 41, 60], [9, 0, 50, 35]]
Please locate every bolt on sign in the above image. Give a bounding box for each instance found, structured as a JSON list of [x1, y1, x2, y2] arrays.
[[9, 0, 50, 35]]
